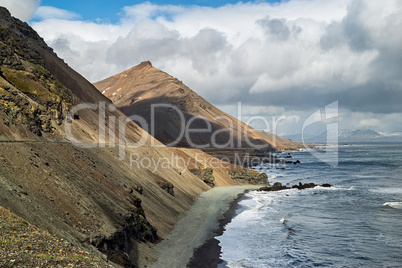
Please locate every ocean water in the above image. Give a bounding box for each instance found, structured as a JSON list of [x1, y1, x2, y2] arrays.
[[217, 143, 402, 267]]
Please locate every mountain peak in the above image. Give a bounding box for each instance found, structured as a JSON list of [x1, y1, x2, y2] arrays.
[[130, 61, 153, 71], [139, 60, 152, 67]]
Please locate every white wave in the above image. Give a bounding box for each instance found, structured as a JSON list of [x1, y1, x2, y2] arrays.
[[280, 217, 286, 224], [314, 144, 338, 149], [227, 260, 246, 268], [255, 201, 266, 211], [302, 185, 340, 191], [348, 186, 356, 191], [383, 202, 402, 209], [269, 174, 279, 180], [370, 188, 402, 194]]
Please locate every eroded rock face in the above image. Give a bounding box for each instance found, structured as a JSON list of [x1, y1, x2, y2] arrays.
[[91, 212, 158, 267], [156, 179, 175, 196], [228, 170, 269, 185], [0, 7, 77, 136], [189, 168, 215, 187], [90, 195, 159, 267]]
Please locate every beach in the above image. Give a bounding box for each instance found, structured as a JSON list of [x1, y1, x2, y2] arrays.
[[149, 185, 261, 268]]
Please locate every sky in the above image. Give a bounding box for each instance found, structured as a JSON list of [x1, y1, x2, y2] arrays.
[[0, 0, 401, 136]]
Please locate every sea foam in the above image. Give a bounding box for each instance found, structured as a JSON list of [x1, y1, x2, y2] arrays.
[[383, 202, 402, 209]]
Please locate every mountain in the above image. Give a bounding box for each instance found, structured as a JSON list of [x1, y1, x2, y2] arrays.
[[94, 62, 297, 151], [334, 129, 381, 140], [0, 7, 267, 267]]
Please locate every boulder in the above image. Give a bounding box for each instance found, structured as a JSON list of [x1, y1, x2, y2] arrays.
[[321, 183, 332, 188], [259, 182, 286, 191]]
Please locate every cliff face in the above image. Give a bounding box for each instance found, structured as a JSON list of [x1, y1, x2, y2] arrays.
[[0, 7, 75, 138], [94, 62, 297, 151], [0, 7, 262, 267]]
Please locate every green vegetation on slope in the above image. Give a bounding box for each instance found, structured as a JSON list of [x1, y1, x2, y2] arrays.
[[0, 11, 78, 136]]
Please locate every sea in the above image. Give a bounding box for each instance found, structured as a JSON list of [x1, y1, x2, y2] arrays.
[[217, 143, 402, 267]]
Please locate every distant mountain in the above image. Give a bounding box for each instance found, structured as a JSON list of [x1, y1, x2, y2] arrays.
[[285, 129, 402, 143], [333, 129, 381, 140], [94, 61, 298, 150]]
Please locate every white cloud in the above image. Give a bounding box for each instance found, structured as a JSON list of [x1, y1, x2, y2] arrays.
[[33, 6, 80, 20], [30, 0, 402, 133], [340, 112, 402, 132], [122, 2, 184, 23], [0, 0, 40, 21], [32, 18, 127, 42]]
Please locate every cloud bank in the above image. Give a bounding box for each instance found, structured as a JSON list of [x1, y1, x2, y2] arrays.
[[0, 0, 40, 21], [33, 6, 81, 21], [27, 0, 402, 133]]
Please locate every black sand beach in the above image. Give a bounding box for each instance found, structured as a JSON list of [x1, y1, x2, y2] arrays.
[[149, 186, 261, 268], [187, 190, 247, 267]]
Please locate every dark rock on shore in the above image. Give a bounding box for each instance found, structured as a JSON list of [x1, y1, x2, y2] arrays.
[[259, 182, 286, 191], [259, 182, 332, 191], [293, 182, 316, 189], [285, 160, 301, 165]]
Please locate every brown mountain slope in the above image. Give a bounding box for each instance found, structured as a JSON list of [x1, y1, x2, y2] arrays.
[[0, 206, 113, 267], [94, 62, 297, 151], [258, 131, 301, 151], [0, 7, 152, 146], [0, 7, 268, 267]]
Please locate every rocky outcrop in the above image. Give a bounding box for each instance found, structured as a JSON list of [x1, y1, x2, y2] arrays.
[[228, 170, 269, 185], [259, 182, 332, 191], [90, 195, 158, 267], [156, 179, 175, 196], [189, 168, 215, 187]]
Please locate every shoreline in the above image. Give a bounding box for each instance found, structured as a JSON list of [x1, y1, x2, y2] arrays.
[[187, 187, 249, 268], [148, 185, 260, 268]]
